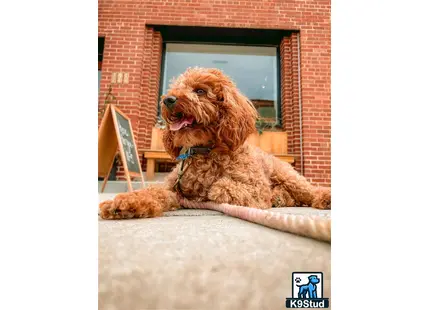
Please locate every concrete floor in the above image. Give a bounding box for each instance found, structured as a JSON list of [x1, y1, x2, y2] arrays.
[[98, 192, 331, 310], [98, 173, 169, 193]]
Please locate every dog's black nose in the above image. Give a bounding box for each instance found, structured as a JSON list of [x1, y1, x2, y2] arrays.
[[163, 96, 177, 109]]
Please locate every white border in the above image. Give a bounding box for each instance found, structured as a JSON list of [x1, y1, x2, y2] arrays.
[[0, 1, 97, 309], [1, 0, 429, 309], [333, 0, 430, 309]]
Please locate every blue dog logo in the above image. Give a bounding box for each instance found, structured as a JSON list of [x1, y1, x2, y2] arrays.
[[296, 275, 320, 299], [286, 272, 329, 308]]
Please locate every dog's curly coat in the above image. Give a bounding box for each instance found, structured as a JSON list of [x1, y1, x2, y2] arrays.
[[99, 67, 330, 219]]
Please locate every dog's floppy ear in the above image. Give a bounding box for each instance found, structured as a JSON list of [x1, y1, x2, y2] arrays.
[[162, 129, 181, 160], [215, 84, 258, 152]]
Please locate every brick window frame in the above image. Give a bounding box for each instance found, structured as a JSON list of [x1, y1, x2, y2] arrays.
[[150, 25, 303, 173], [153, 25, 289, 124]]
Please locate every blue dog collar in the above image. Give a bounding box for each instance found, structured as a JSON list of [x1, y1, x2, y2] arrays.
[[176, 153, 191, 161], [176, 146, 213, 161]]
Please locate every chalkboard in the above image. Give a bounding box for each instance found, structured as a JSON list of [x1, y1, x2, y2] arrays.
[[99, 104, 144, 193], [113, 109, 141, 174]]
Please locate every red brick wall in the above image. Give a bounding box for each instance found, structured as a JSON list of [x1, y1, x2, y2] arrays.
[[280, 34, 303, 175], [137, 28, 163, 152], [98, 0, 331, 187]]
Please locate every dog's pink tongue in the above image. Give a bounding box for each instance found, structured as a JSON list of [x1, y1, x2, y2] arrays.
[[170, 116, 194, 131]]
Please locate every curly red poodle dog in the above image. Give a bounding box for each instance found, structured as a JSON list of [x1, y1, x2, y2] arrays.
[[99, 67, 331, 219]]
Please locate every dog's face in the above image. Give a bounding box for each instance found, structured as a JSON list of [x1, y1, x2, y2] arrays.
[[160, 67, 258, 158], [308, 275, 320, 284]]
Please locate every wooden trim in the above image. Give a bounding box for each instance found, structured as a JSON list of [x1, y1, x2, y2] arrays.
[[146, 159, 155, 180], [143, 150, 294, 162], [143, 151, 173, 160], [129, 171, 142, 178], [112, 104, 132, 119], [274, 155, 295, 163], [98, 104, 118, 178]]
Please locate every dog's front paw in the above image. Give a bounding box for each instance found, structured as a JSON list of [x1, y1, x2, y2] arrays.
[[99, 191, 164, 220], [99, 200, 120, 219], [312, 187, 331, 210]]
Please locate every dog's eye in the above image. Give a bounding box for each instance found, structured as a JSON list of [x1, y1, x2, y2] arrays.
[[194, 89, 206, 95]]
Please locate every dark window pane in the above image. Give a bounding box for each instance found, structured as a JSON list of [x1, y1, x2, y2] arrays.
[[162, 44, 279, 124], [98, 71, 102, 93]]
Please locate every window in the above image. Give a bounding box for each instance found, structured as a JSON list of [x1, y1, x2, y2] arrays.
[[98, 37, 105, 94], [161, 43, 280, 125]]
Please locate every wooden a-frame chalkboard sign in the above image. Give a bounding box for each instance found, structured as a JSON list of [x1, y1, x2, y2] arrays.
[[98, 104, 145, 192]]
